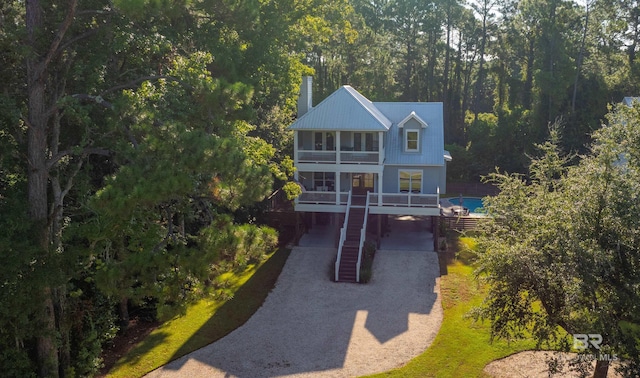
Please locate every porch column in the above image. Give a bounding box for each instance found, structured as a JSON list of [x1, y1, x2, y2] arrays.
[[433, 215, 440, 251], [377, 170, 383, 206], [378, 131, 384, 165], [293, 131, 299, 166], [336, 131, 341, 164], [377, 214, 382, 247], [335, 172, 341, 205]]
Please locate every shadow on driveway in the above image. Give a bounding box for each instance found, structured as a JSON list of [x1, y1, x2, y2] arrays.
[[147, 222, 441, 378]]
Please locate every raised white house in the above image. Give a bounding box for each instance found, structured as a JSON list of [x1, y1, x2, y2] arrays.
[[289, 77, 451, 282]]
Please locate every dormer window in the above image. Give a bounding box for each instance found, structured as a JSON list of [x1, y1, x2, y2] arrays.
[[405, 130, 419, 152], [398, 111, 427, 153]]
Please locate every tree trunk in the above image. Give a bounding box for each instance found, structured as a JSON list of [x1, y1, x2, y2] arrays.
[[571, 0, 590, 113], [523, 36, 535, 110], [592, 358, 609, 378], [36, 288, 59, 378], [119, 296, 130, 331], [27, 0, 59, 374], [54, 286, 71, 376]]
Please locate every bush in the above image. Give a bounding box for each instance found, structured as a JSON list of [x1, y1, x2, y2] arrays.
[[358, 241, 377, 283]]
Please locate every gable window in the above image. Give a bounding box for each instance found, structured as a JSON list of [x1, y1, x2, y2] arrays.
[[314, 132, 335, 151], [399, 171, 422, 193], [405, 130, 419, 152]]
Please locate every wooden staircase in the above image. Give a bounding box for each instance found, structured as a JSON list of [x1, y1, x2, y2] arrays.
[[336, 207, 365, 283]]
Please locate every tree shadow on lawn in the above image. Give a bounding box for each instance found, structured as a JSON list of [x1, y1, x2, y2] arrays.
[[106, 331, 169, 375], [170, 247, 291, 360], [438, 230, 477, 276], [102, 248, 291, 377]]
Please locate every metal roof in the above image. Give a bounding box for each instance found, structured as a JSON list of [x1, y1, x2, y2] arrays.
[[623, 97, 640, 107], [375, 102, 445, 166], [288, 86, 391, 131], [289, 85, 446, 166]]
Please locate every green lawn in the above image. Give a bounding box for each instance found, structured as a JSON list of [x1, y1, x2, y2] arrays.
[[368, 235, 535, 378], [105, 248, 291, 378]]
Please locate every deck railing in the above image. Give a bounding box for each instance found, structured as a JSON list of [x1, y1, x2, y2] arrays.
[[298, 189, 440, 209], [335, 190, 352, 281], [296, 149, 380, 164], [340, 151, 378, 163], [298, 192, 349, 205], [368, 189, 439, 208], [298, 191, 348, 205], [298, 150, 337, 163], [356, 191, 370, 283]]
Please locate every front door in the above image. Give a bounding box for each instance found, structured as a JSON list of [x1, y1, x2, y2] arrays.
[[351, 173, 374, 195]]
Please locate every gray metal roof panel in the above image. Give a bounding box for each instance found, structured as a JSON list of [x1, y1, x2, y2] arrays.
[[288, 86, 391, 131], [375, 102, 445, 166], [623, 97, 640, 107]]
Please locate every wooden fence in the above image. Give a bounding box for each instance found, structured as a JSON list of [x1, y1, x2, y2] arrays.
[[441, 216, 486, 231]]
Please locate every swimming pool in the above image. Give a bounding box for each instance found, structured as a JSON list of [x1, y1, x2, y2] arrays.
[[447, 197, 485, 214]]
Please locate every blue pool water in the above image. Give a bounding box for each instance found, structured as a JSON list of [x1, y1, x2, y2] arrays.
[[449, 197, 485, 214]]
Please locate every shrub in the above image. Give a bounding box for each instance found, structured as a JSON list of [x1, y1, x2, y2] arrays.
[[359, 241, 377, 283]]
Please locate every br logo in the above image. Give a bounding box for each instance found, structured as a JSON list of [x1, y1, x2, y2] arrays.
[[573, 334, 602, 351]]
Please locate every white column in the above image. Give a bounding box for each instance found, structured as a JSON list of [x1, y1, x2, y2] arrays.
[[336, 131, 341, 164], [293, 131, 299, 166], [378, 131, 384, 165], [377, 170, 383, 206], [335, 173, 341, 205]]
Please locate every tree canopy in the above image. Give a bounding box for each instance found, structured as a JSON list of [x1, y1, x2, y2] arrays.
[[473, 105, 640, 377], [1, 0, 640, 376]]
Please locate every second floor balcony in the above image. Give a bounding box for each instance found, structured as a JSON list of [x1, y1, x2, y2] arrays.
[[295, 130, 384, 165]]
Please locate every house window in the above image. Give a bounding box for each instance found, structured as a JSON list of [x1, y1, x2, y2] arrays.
[[314, 132, 335, 151], [399, 171, 422, 193], [405, 130, 419, 152], [314, 172, 335, 191]]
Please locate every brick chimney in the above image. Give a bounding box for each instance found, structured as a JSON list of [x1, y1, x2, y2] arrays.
[[297, 76, 313, 118]]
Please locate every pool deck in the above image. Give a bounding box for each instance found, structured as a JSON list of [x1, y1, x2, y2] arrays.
[[438, 197, 487, 218]]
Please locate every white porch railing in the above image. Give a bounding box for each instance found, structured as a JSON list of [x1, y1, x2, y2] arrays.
[[335, 190, 352, 281], [340, 151, 379, 163], [298, 150, 337, 163], [298, 191, 349, 205], [296, 149, 380, 164], [368, 189, 439, 208], [355, 191, 371, 283]]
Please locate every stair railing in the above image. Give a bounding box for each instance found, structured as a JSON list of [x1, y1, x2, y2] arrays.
[[356, 192, 371, 282], [335, 189, 352, 281]]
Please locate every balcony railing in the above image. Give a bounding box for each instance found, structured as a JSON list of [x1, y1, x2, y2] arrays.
[[340, 151, 378, 163], [298, 191, 349, 205], [297, 191, 439, 208], [297, 150, 337, 163], [296, 149, 380, 164], [367, 191, 439, 208]]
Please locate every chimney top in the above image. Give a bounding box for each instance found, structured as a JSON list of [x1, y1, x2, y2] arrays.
[[297, 76, 313, 118]]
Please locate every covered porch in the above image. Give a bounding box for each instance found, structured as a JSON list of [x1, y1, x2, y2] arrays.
[[295, 172, 440, 215]]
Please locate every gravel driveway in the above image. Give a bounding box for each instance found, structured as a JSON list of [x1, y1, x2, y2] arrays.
[[146, 245, 442, 378]]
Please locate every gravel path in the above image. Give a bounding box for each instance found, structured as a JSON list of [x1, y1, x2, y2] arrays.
[[146, 246, 442, 378], [484, 351, 623, 378]]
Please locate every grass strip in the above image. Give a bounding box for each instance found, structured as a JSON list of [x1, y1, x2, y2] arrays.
[[106, 248, 291, 378]]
